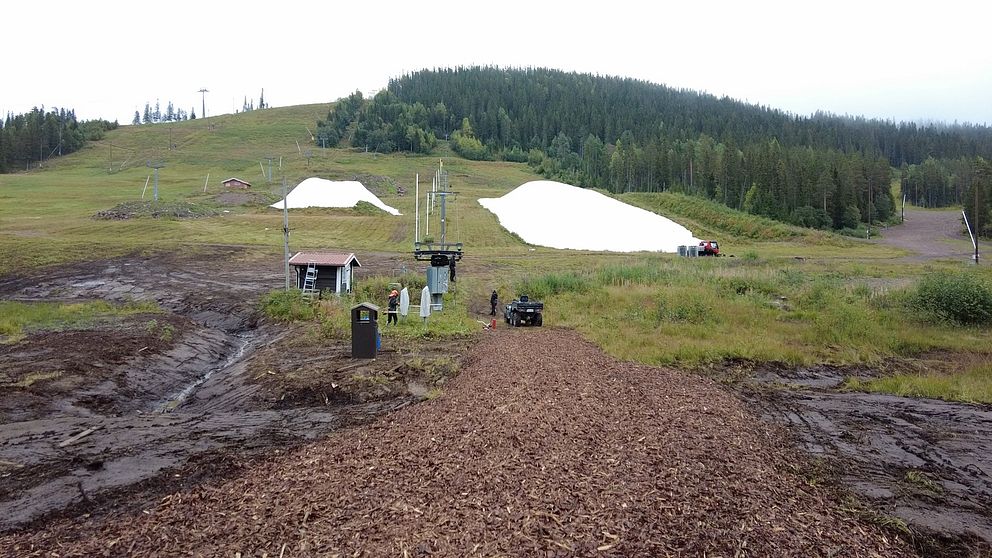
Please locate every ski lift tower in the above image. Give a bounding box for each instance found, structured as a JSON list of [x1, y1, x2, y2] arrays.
[[146, 160, 165, 201], [414, 161, 462, 311]]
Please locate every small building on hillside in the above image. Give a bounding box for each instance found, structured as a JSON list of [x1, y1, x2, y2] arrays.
[[222, 177, 252, 189], [288, 251, 361, 295]]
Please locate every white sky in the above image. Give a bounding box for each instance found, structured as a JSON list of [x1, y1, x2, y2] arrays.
[[4, 0, 991, 126]]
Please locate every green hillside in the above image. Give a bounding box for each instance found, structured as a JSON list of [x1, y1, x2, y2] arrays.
[[0, 104, 544, 273], [3, 104, 991, 383], [0, 103, 866, 275]]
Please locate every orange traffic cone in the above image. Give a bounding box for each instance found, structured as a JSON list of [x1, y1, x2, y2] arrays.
[[491, 318, 497, 329]]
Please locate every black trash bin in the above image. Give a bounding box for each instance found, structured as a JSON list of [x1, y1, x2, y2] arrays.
[[350, 302, 380, 359]]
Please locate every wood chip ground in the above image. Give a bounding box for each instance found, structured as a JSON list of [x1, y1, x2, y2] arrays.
[[5, 329, 912, 557]]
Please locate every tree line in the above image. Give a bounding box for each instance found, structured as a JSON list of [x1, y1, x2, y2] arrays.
[[386, 67, 992, 166], [316, 67, 992, 234], [0, 107, 117, 173], [133, 100, 195, 125], [902, 156, 992, 235]]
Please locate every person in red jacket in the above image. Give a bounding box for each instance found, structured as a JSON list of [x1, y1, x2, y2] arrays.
[[387, 289, 399, 325]]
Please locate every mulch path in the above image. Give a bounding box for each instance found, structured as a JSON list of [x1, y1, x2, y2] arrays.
[[5, 329, 912, 557]]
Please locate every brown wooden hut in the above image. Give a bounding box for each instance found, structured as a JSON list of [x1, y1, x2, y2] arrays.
[[222, 177, 252, 189], [288, 251, 361, 294]]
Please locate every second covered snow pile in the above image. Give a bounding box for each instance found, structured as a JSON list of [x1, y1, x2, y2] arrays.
[[479, 180, 696, 252], [270, 178, 400, 215]]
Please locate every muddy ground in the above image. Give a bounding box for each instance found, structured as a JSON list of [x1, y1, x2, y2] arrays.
[[0, 247, 990, 556], [0, 247, 466, 533], [724, 361, 992, 555], [3, 329, 915, 557]]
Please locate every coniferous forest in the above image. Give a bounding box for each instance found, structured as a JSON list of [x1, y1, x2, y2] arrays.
[[0, 108, 117, 173], [316, 67, 992, 234]]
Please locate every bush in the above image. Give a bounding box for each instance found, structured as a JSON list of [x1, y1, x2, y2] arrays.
[[790, 205, 832, 229], [838, 205, 861, 229], [517, 272, 592, 299], [261, 290, 316, 322], [502, 147, 528, 163], [911, 272, 992, 326], [451, 131, 492, 161]]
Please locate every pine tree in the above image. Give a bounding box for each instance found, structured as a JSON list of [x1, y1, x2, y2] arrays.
[[964, 157, 992, 236], [132, 111, 141, 126]]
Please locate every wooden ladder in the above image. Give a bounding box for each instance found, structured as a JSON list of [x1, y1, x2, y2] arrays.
[[302, 262, 318, 298]]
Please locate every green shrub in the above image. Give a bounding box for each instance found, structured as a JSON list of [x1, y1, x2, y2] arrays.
[[719, 276, 775, 296], [261, 290, 316, 322], [656, 297, 711, 324], [517, 272, 592, 299], [596, 265, 672, 287], [911, 272, 992, 326]]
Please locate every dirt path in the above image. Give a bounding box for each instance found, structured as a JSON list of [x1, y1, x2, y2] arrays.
[[4, 329, 912, 557], [876, 208, 979, 262], [736, 364, 992, 554]]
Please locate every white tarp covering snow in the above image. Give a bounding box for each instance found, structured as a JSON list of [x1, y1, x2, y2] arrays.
[[269, 178, 401, 215], [478, 180, 698, 252]]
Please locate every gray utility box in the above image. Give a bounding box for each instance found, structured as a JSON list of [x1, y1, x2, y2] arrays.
[[678, 245, 699, 257], [427, 265, 450, 294], [350, 302, 380, 359]]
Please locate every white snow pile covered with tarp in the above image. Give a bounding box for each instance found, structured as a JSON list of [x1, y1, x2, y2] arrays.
[[478, 180, 698, 252], [269, 178, 401, 215]]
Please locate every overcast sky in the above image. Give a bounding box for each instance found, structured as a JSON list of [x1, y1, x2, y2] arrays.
[[4, 0, 990, 126]]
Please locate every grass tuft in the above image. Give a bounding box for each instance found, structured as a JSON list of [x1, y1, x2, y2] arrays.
[[0, 300, 160, 342], [261, 290, 317, 322], [910, 271, 992, 326], [845, 364, 992, 405]]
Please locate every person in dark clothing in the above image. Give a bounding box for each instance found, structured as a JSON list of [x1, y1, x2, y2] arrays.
[[387, 289, 399, 325], [490, 290, 499, 316]]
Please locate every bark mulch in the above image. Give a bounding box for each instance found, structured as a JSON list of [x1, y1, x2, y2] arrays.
[[5, 329, 912, 557]]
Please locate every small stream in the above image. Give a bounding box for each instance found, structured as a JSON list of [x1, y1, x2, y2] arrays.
[[156, 334, 252, 413]]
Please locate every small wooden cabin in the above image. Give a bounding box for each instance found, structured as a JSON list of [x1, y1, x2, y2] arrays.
[[288, 251, 361, 294], [222, 177, 252, 189]]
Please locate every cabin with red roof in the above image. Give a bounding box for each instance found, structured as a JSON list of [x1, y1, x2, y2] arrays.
[[287, 251, 361, 295], [222, 177, 252, 189]]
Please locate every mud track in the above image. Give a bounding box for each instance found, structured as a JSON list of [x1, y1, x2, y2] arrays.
[[0, 247, 419, 532], [736, 364, 992, 554]]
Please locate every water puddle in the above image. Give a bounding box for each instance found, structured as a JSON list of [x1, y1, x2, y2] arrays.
[[157, 334, 252, 412]]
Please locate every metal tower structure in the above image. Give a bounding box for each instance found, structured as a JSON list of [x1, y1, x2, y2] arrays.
[[198, 88, 209, 119]]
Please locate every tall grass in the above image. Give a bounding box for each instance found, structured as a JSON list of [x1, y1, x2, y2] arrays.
[[846, 364, 992, 404], [620, 192, 809, 241], [260, 290, 317, 322], [516, 272, 592, 299], [515, 259, 989, 366], [0, 300, 160, 342], [263, 274, 479, 342], [911, 271, 992, 326]]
